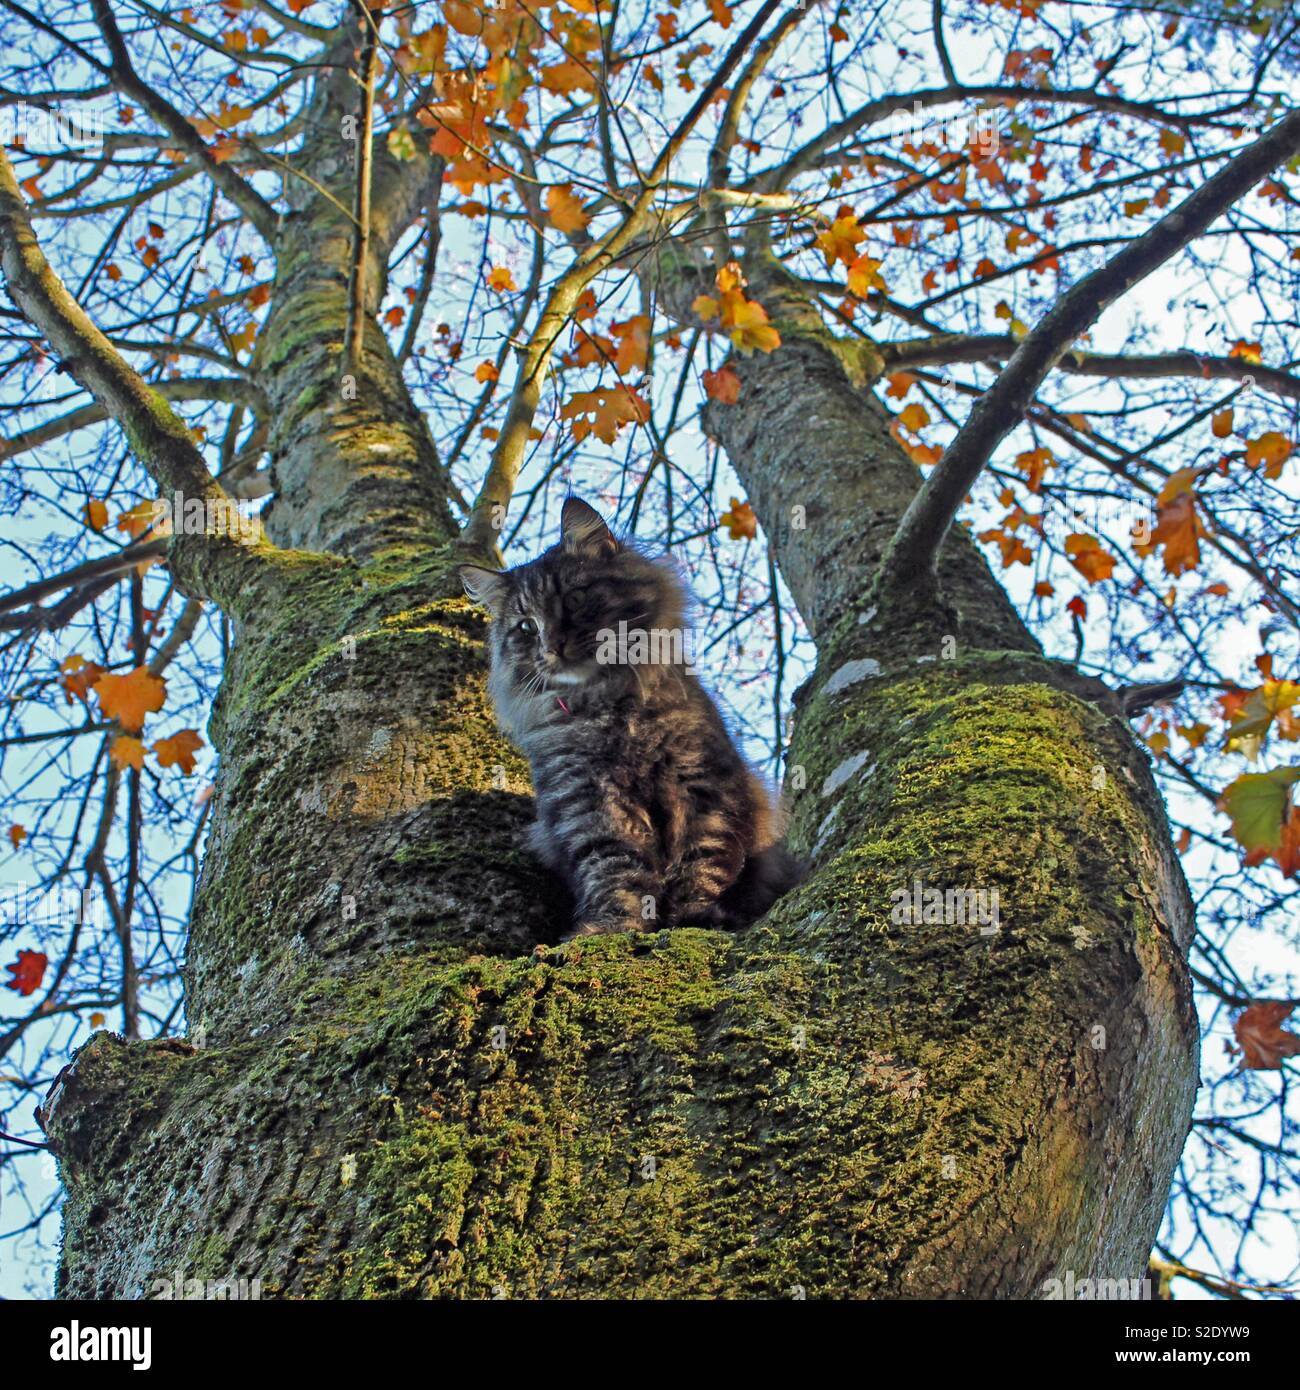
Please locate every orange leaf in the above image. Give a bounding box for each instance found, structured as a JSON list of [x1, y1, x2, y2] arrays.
[[152, 729, 204, 774], [719, 498, 757, 540], [702, 366, 741, 404], [486, 265, 517, 292], [545, 183, 590, 234], [1245, 431, 1292, 478], [559, 386, 650, 445], [8, 824, 26, 851], [1137, 492, 1205, 576], [110, 735, 146, 772], [474, 361, 499, 384], [84, 499, 109, 531], [1064, 532, 1116, 584], [1211, 407, 1234, 439], [93, 667, 166, 733]]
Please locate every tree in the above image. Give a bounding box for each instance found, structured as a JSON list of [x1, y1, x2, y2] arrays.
[[0, 0, 1297, 1299]]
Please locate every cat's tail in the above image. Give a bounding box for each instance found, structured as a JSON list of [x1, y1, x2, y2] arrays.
[[718, 841, 807, 930]]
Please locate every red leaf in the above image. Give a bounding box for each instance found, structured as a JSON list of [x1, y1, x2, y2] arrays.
[[5, 949, 47, 997]]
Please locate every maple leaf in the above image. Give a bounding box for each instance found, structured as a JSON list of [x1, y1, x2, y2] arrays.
[[1233, 1001, 1300, 1070], [692, 293, 719, 321], [110, 735, 146, 772], [815, 211, 866, 269], [1229, 339, 1263, 363], [895, 402, 930, 434], [540, 60, 596, 95], [1015, 446, 1054, 493], [474, 361, 499, 384], [383, 305, 405, 328], [1225, 680, 1300, 756], [486, 266, 517, 292], [60, 655, 106, 705], [708, 0, 732, 26], [719, 498, 758, 540], [1065, 532, 1116, 584], [1137, 491, 1205, 576], [546, 183, 590, 235], [93, 667, 166, 733], [559, 386, 650, 444], [4, 949, 47, 997], [846, 253, 887, 298], [701, 366, 741, 404], [884, 372, 916, 400], [83, 499, 109, 531], [726, 298, 780, 355], [1245, 431, 1292, 478], [8, 824, 26, 850], [152, 729, 205, 774], [611, 315, 650, 375]]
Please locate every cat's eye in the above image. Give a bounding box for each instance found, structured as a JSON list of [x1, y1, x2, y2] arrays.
[[515, 617, 536, 635]]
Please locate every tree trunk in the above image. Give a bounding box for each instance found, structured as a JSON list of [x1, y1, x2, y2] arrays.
[[36, 108, 1198, 1305]]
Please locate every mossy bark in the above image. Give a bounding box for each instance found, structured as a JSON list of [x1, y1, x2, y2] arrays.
[[38, 61, 1197, 1299]]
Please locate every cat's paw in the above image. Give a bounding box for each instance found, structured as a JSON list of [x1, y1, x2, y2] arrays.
[[564, 917, 641, 941]]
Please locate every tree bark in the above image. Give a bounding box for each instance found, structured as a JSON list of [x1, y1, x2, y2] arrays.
[[34, 80, 1198, 1305]]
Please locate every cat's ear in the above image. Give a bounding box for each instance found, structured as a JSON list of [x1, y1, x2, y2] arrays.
[[561, 496, 618, 558], [460, 565, 509, 613]]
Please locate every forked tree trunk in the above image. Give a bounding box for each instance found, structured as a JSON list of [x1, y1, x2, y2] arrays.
[[36, 79, 1198, 1302]]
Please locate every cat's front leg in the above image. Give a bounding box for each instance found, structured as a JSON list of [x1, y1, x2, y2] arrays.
[[552, 799, 662, 938]]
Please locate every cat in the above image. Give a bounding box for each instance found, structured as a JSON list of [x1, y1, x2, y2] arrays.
[[461, 496, 802, 939]]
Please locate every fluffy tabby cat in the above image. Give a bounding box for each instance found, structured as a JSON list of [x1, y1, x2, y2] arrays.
[[461, 497, 801, 939]]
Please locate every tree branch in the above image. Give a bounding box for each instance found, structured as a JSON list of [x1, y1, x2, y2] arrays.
[[881, 334, 1300, 402], [90, 0, 279, 242]]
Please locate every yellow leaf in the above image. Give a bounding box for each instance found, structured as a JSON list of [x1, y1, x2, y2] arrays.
[[486, 266, 517, 292]]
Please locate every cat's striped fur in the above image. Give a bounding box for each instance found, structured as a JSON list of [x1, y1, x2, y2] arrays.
[[461, 497, 801, 939]]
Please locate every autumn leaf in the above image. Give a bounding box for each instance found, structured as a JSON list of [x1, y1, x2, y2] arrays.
[[486, 266, 517, 292], [1136, 491, 1205, 576], [1233, 1001, 1300, 1070], [1211, 407, 1234, 439], [110, 735, 146, 772], [815, 211, 866, 269], [1224, 680, 1300, 756], [1015, 446, 1054, 493], [474, 361, 499, 384], [559, 386, 650, 444], [60, 655, 106, 705], [4, 949, 47, 997], [152, 728, 205, 774], [885, 372, 916, 400], [846, 253, 887, 298], [611, 315, 650, 375], [1245, 431, 1292, 478], [545, 183, 590, 234], [93, 667, 167, 733], [708, 0, 732, 26], [702, 365, 741, 404], [719, 498, 757, 540], [1064, 532, 1116, 584], [84, 499, 109, 531], [8, 824, 26, 851], [725, 298, 780, 355]]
